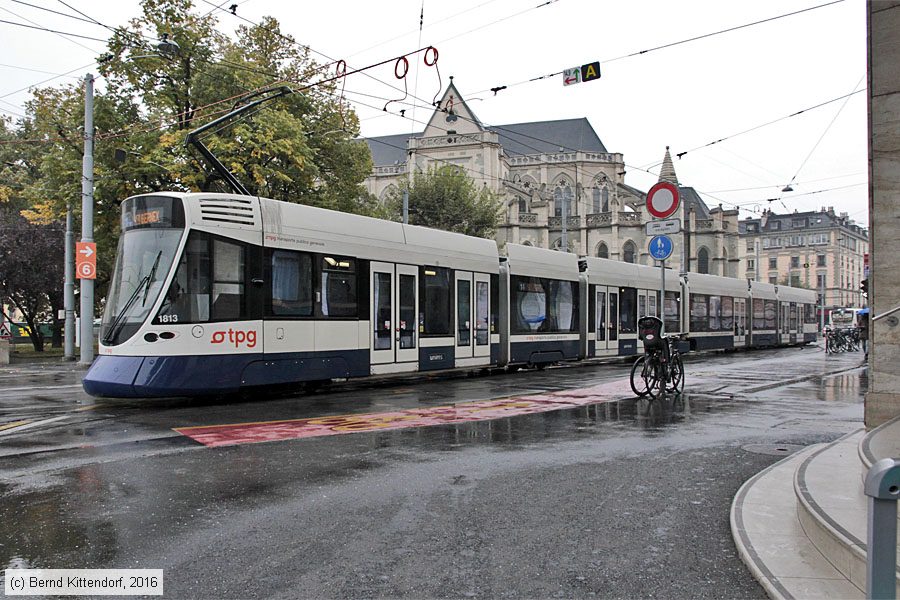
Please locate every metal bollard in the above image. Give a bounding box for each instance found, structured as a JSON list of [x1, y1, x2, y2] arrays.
[[865, 458, 900, 599]]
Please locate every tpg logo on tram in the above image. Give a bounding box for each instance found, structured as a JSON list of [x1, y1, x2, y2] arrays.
[[210, 328, 257, 348]]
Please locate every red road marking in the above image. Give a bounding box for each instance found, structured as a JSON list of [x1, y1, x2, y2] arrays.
[[174, 378, 633, 448]]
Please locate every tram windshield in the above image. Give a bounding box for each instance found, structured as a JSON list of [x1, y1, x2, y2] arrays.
[[100, 196, 185, 346]]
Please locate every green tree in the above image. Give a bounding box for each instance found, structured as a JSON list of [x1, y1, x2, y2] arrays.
[[386, 165, 503, 238], [0, 205, 64, 351], [2, 0, 376, 315], [97, 1, 373, 210]]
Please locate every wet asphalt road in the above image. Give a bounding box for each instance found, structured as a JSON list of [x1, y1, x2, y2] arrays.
[[0, 345, 866, 599]]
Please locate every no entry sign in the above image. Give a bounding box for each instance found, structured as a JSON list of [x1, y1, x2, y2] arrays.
[[646, 181, 680, 219]]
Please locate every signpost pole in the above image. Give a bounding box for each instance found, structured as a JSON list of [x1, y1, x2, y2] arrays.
[[79, 73, 94, 365], [645, 182, 681, 338], [64, 205, 75, 360], [660, 259, 666, 335]]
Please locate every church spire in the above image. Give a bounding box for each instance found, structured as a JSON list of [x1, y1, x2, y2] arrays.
[[659, 146, 679, 186]]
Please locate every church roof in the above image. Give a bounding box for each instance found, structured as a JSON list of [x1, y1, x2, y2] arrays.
[[365, 132, 416, 167], [362, 118, 607, 166], [679, 186, 710, 219], [491, 118, 607, 157]]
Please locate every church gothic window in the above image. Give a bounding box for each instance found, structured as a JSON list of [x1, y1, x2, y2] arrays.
[[591, 186, 609, 213], [554, 182, 573, 217], [597, 243, 609, 259], [518, 196, 528, 213], [698, 247, 710, 274], [623, 241, 636, 263]]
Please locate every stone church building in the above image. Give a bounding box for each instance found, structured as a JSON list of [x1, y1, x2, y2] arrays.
[[363, 80, 740, 276]]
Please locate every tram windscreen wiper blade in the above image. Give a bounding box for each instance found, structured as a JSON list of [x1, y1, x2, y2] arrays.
[[102, 277, 148, 344], [142, 251, 162, 307], [102, 252, 160, 345]]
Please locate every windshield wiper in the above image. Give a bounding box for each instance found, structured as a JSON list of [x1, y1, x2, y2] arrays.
[[103, 251, 162, 344], [142, 251, 162, 307]]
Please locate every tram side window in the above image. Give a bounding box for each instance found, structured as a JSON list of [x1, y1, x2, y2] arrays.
[[720, 296, 734, 332], [597, 291, 606, 341], [373, 273, 391, 349], [511, 276, 547, 334], [420, 267, 451, 336], [548, 280, 578, 333], [752, 298, 765, 329], [691, 293, 709, 332], [511, 276, 579, 334], [490, 274, 499, 334], [211, 239, 246, 320], [156, 232, 247, 323], [618, 287, 637, 333], [764, 299, 778, 329], [709, 295, 722, 331], [804, 303, 817, 324], [790, 302, 798, 330], [157, 232, 211, 323], [270, 250, 313, 317], [320, 256, 357, 317], [664, 291, 680, 333]]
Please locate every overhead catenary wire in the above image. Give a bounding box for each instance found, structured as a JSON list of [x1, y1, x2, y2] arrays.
[[0, 4, 851, 219], [642, 88, 867, 168], [468, 0, 847, 97], [9, 0, 101, 28], [343, 0, 503, 59], [729, 182, 867, 206], [337, 84, 762, 217], [0, 61, 84, 78], [0, 16, 108, 44], [782, 74, 865, 190], [0, 45, 437, 146], [432, 0, 560, 46], [0, 62, 96, 102], [706, 171, 865, 193]]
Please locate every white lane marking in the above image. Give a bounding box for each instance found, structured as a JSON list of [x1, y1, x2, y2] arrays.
[[0, 384, 84, 393], [0, 415, 71, 436]]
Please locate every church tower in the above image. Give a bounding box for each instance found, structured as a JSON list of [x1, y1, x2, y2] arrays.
[[659, 146, 679, 186]]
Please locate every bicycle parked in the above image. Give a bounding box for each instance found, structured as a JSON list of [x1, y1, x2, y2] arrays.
[[631, 316, 685, 399], [824, 327, 861, 354]]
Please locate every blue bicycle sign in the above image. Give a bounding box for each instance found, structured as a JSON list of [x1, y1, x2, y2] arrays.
[[648, 235, 674, 261]]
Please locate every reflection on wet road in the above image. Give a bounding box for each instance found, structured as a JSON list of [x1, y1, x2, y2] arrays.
[[0, 345, 867, 598]]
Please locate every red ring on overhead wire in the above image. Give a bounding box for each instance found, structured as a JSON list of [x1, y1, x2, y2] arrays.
[[394, 56, 409, 79], [335, 59, 347, 77], [424, 46, 439, 66]]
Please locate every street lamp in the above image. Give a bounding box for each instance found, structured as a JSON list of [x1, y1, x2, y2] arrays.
[[156, 33, 180, 58]]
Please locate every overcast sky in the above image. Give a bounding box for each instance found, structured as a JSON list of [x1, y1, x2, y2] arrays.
[[0, 0, 868, 225]]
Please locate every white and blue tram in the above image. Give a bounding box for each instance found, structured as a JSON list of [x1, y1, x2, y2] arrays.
[[84, 192, 819, 398]]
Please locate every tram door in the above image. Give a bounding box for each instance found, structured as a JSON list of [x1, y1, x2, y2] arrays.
[[370, 262, 419, 372], [455, 271, 491, 365], [734, 298, 748, 347], [594, 286, 618, 355], [781, 302, 790, 343]]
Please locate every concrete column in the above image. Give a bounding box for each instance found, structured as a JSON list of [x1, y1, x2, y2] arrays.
[[865, 1, 900, 427]]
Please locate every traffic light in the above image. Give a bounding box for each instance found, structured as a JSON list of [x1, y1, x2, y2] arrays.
[[860, 278, 869, 297]]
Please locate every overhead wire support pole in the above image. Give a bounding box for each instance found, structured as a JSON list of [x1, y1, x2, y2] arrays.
[[64, 204, 75, 360], [184, 86, 293, 196], [79, 73, 94, 365]]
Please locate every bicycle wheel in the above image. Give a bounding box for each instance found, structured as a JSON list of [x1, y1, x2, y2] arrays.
[[666, 353, 684, 394], [630, 356, 650, 397], [644, 358, 666, 399]]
